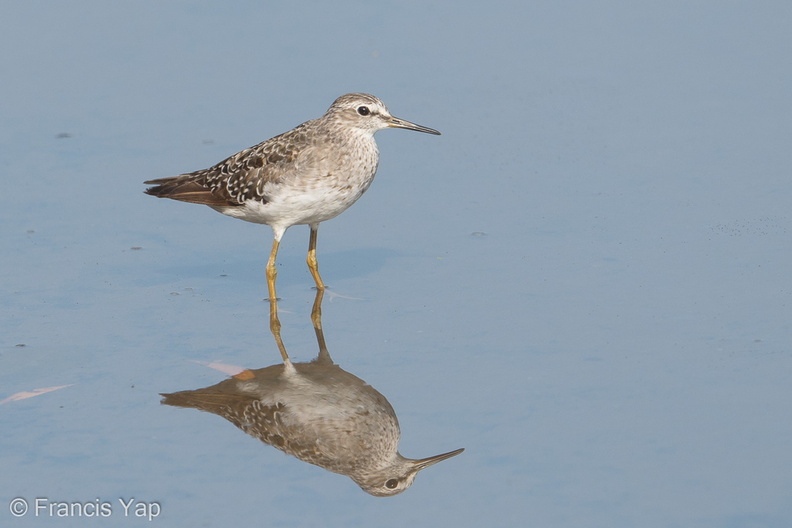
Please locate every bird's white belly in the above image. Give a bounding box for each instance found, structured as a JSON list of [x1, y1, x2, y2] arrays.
[[212, 179, 371, 230]]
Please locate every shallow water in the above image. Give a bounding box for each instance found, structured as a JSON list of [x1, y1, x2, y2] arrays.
[[2, 2, 791, 527]]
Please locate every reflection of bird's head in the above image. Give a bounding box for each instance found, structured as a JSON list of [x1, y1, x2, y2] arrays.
[[353, 448, 465, 497]]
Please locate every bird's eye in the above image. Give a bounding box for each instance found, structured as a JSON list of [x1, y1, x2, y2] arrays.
[[385, 478, 399, 489], [357, 106, 370, 116]]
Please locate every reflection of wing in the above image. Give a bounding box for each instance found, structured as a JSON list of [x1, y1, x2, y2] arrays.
[[235, 399, 327, 464], [144, 122, 315, 206], [161, 391, 326, 465]]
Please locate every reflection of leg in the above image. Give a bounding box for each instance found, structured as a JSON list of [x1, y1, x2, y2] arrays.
[[269, 295, 290, 364], [307, 224, 326, 291], [311, 288, 331, 363], [265, 236, 290, 364]]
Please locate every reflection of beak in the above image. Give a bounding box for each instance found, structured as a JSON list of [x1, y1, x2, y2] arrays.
[[413, 447, 465, 471], [388, 116, 441, 135]]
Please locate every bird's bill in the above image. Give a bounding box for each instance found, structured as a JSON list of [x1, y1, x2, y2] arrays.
[[388, 116, 441, 135], [413, 447, 465, 471]]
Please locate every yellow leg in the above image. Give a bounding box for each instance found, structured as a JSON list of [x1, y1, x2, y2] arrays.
[[266, 237, 280, 303], [265, 237, 290, 364], [307, 225, 326, 291]]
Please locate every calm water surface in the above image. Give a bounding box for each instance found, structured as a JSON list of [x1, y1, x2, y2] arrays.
[[2, 2, 791, 527]]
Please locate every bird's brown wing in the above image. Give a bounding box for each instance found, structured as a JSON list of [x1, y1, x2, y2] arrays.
[[144, 122, 314, 206]]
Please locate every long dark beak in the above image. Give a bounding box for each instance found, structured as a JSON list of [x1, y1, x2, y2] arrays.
[[388, 116, 441, 135], [412, 447, 464, 471]]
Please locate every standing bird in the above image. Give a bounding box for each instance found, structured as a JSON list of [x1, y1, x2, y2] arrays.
[[144, 93, 440, 305]]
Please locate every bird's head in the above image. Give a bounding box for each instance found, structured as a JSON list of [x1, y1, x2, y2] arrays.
[[326, 93, 441, 136]]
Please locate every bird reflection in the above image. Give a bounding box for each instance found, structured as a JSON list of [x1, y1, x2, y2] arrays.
[[162, 289, 463, 496]]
